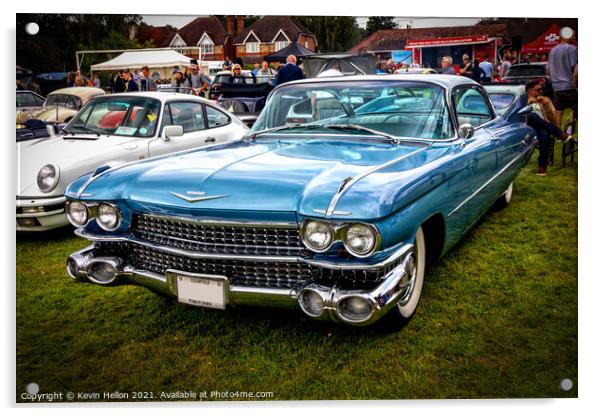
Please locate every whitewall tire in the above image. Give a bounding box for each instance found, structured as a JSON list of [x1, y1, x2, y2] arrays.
[[395, 225, 426, 321]]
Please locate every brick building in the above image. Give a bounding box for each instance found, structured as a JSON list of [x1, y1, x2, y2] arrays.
[[232, 16, 317, 64]]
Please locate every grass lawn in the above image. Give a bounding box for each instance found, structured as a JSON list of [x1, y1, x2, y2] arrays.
[[16, 145, 577, 401]]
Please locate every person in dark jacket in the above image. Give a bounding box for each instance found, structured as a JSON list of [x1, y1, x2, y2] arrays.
[[123, 69, 139, 92], [471, 59, 486, 83], [275, 55, 305, 86]]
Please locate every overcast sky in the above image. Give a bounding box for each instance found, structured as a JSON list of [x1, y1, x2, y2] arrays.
[[141, 15, 481, 30]]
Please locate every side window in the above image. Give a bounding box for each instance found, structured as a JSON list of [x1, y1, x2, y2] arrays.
[[165, 101, 207, 134], [17, 93, 38, 107], [205, 105, 231, 128], [453, 86, 494, 128]]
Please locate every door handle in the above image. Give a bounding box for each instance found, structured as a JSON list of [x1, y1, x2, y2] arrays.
[[491, 137, 500, 145], [205, 137, 216, 143]]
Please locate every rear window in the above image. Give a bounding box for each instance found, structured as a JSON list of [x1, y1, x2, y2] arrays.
[[506, 66, 545, 77]]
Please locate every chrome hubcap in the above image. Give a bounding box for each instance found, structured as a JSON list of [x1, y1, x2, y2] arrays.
[[398, 253, 417, 306]]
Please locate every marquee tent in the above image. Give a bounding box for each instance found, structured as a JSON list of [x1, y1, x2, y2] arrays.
[[90, 49, 192, 78]]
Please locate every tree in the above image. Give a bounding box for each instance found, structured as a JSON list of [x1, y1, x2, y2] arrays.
[[296, 16, 365, 53], [365, 16, 397, 36], [17, 13, 144, 74]]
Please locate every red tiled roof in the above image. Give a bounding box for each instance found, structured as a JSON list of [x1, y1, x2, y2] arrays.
[[176, 16, 229, 45], [349, 24, 508, 53], [136, 25, 177, 48], [234, 16, 315, 44]]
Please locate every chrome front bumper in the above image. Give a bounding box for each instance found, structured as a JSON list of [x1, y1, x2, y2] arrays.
[[67, 243, 415, 326], [16, 196, 68, 231]]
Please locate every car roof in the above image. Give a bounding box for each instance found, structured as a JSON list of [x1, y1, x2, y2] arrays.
[[278, 74, 480, 89], [50, 87, 104, 95], [97, 91, 212, 104]]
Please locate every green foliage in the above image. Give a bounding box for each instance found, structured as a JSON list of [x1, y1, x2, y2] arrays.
[[17, 13, 144, 75], [365, 16, 398, 36], [296, 16, 365, 52], [16, 146, 577, 400]]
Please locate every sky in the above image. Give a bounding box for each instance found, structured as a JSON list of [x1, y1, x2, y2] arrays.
[[141, 15, 481, 30]]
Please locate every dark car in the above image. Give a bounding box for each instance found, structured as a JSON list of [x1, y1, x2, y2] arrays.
[[208, 70, 256, 101], [216, 82, 273, 127], [500, 63, 552, 96]]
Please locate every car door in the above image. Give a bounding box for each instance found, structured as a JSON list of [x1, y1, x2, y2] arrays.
[[451, 85, 499, 231], [204, 103, 241, 144], [149, 100, 212, 156], [16, 92, 45, 121]]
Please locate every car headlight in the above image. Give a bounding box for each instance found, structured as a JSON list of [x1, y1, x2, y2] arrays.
[[36, 164, 60, 193], [344, 223, 378, 257], [96, 203, 121, 231], [66, 201, 88, 227], [302, 220, 333, 252]]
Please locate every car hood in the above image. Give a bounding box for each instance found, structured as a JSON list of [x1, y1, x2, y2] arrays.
[[74, 138, 453, 220], [17, 134, 148, 198], [29, 107, 77, 123]]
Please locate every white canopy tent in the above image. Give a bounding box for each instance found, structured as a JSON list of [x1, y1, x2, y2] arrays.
[[90, 49, 192, 79]]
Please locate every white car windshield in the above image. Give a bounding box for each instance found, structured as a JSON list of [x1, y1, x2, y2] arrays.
[[250, 80, 454, 140], [66, 96, 161, 137]]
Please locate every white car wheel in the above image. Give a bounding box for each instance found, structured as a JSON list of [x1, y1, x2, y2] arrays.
[[396, 225, 426, 320]]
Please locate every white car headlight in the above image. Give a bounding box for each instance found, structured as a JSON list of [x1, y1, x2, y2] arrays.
[[66, 201, 88, 227], [96, 203, 121, 231], [37, 164, 60, 193], [302, 220, 333, 252], [344, 223, 378, 257]]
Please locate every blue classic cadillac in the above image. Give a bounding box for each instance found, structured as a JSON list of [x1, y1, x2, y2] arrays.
[[64, 75, 536, 327]]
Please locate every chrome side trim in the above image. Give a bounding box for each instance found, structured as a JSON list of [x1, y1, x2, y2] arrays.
[[312, 209, 351, 216], [324, 145, 431, 217], [448, 143, 534, 217]]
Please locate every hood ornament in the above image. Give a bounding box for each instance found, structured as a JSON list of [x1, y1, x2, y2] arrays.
[[170, 191, 229, 203]]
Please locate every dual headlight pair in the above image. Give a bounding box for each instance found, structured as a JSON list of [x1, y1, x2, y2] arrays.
[[301, 220, 380, 257], [67, 201, 121, 231]]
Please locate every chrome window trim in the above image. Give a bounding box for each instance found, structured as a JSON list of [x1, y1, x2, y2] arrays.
[[448, 141, 535, 217]]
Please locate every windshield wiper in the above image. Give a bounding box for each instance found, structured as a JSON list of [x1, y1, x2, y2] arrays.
[[69, 125, 101, 137], [247, 123, 322, 139], [320, 123, 402, 144]]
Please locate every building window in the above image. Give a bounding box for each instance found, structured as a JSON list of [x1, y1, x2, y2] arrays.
[[275, 40, 290, 51], [200, 43, 214, 55], [245, 42, 260, 53]]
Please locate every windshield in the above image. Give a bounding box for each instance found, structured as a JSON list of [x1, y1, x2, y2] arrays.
[[506, 65, 546, 77], [66, 96, 161, 137], [44, 94, 82, 110], [250, 81, 454, 140], [214, 74, 255, 85]]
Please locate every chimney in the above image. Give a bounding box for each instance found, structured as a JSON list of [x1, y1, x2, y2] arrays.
[[236, 16, 244, 35], [226, 15, 234, 34]]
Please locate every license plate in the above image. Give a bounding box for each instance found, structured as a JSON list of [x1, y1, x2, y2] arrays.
[[175, 273, 227, 310]]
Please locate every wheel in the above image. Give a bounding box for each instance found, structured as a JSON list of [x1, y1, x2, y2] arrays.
[[384, 225, 426, 327], [494, 181, 513, 209]]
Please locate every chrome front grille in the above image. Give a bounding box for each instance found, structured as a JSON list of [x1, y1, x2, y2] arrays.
[[132, 214, 306, 256], [93, 241, 398, 289]]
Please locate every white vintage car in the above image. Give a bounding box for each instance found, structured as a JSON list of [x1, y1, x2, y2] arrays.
[[17, 92, 249, 231]]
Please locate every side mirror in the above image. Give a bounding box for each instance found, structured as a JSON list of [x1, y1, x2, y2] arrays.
[[46, 124, 57, 137], [161, 125, 184, 141], [458, 123, 475, 141], [517, 105, 534, 116]]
